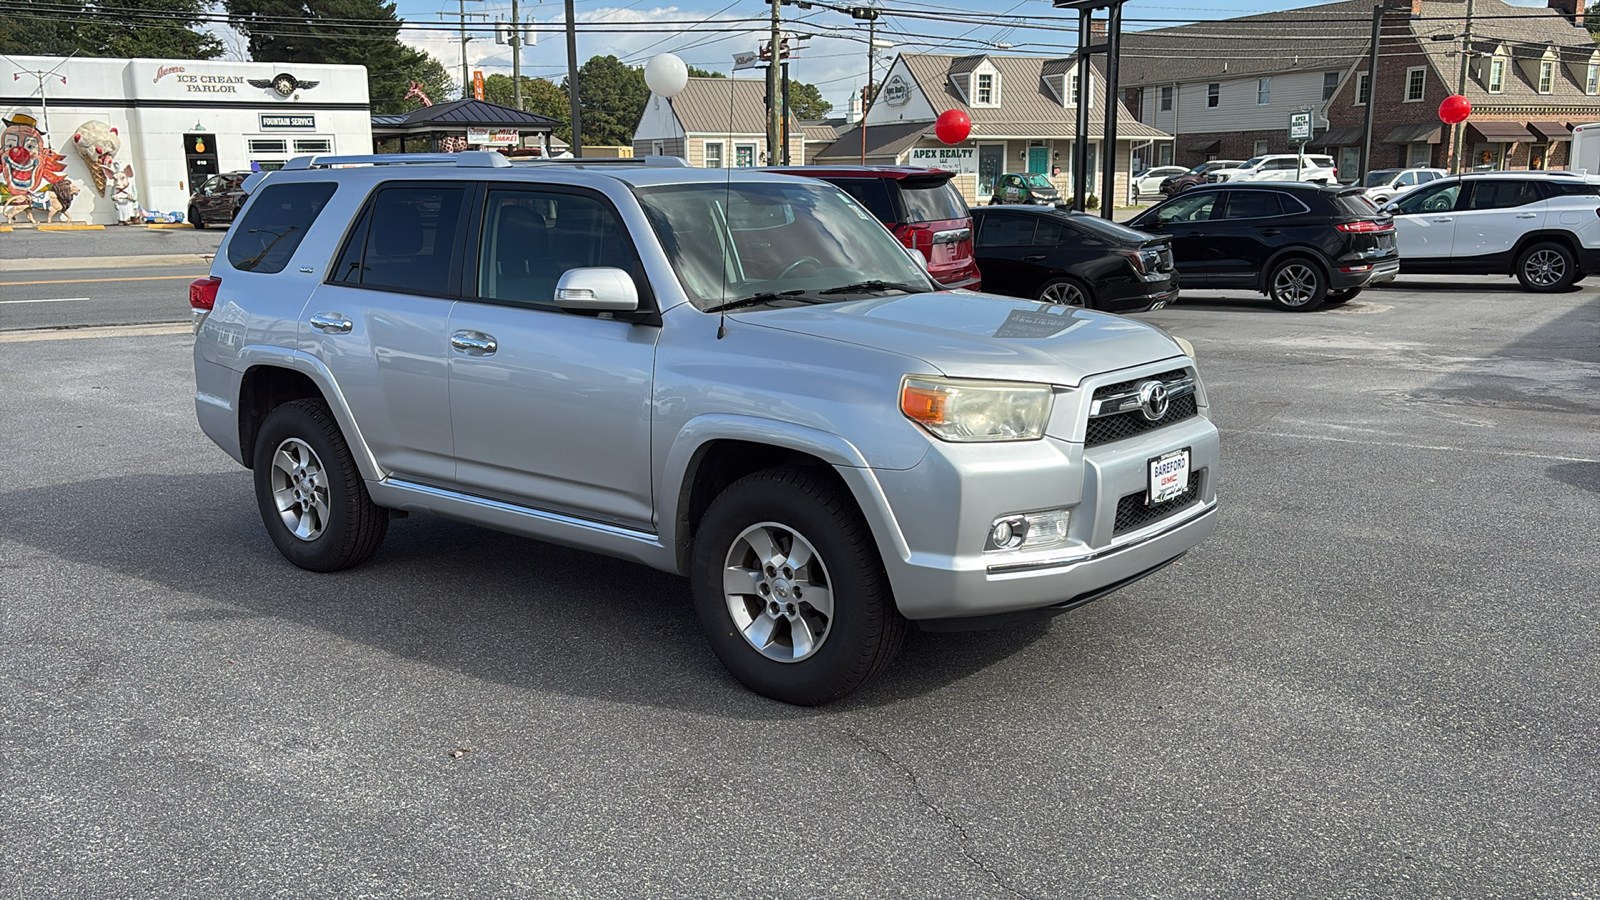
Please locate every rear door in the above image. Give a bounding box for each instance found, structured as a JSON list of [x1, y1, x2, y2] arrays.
[[1390, 179, 1463, 262], [1451, 178, 1545, 261], [896, 175, 976, 285], [1207, 190, 1284, 287], [972, 211, 1037, 297]]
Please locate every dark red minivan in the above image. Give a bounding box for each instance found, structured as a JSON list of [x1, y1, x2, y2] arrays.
[[762, 166, 982, 290]]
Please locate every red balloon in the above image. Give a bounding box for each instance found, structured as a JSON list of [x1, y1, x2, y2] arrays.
[[1438, 94, 1471, 125], [935, 109, 972, 145]]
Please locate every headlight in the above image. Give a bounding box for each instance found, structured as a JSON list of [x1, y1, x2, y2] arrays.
[[899, 376, 1054, 442]]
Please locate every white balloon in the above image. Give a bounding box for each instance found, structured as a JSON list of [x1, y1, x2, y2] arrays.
[[644, 53, 690, 99]]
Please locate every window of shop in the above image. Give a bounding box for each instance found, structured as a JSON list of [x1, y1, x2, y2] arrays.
[[1207, 83, 1219, 107], [1405, 67, 1426, 102], [1538, 61, 1554, 94], [704, 141, 724, 168], [1322, 71, 1339, 101]]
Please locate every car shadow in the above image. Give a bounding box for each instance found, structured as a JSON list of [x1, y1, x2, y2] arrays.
[[1168, 293, 1280, 313], [0, 472, 1073, 717], [1373, 279, 1579, 294], [1546, 462, 1600, 493]]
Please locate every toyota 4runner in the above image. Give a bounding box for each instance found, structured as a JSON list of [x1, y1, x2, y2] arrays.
[[191, 152, 1219, 705]]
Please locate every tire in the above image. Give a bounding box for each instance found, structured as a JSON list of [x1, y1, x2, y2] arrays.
[[1175, 183, 1192, 194], [1515, 241, 1577, 293], [1133, 186, 1142, 202], [252, 398, 388, 573], [189, 206, 205, 229], [1267, 257, 1328, 311], [1036, 276, 1093, 308], [691, 467, 905, 706], [1324, 287, 1362, 305]]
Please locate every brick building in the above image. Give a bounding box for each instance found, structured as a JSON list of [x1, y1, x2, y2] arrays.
[[1122, 0, 1600, 178]]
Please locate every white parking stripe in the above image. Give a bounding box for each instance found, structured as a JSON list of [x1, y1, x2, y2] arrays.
[[0, 297, 91, 304]]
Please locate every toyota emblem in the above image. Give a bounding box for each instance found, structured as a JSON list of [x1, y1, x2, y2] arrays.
[[1138, 380, 1170, 421]]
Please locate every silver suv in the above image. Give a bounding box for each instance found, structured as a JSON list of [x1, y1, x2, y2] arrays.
[[191, 152, 1219, 704]]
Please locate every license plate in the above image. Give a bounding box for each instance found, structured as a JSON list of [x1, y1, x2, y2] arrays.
[[1148, 449, 1191, 504]]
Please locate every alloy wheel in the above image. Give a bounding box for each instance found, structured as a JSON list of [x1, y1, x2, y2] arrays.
[[1524, 249, 1566, 287], [269, 437, 330, 541], [1040, 281, 1087, 307], [1272, 263, 1318, 307], [722, 522, 833, 663]]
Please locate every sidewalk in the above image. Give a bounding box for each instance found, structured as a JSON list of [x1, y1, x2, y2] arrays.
[[1, 224, 224, 267]]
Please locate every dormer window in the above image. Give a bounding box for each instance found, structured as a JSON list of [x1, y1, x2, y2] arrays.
[[1066, 70, 1091, 108], [976, 72, 994, 104], [1488, 56, 1505, 93], [1539, 59, 1554, 93], [1588, 62, 1599, 94], [969, 62, 1001, 108]]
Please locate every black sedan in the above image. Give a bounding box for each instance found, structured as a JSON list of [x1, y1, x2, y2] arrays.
[[972, 206, 1178, 313], [1127, 183, 1398, 312]]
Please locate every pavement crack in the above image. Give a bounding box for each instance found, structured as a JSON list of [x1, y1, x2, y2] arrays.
[[835, 727, 1038, 900]]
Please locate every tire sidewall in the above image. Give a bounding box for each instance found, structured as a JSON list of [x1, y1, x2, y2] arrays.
[[1517, 242, 1576, 293], [190, 207, 205, 229], [691, 470, 897, 705], [1268, 257, 1328, 311], [252, 399, 381, 572]]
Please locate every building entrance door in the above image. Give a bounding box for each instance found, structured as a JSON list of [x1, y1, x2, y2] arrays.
[[1027, 146, 1049, 175], [978, 143, 1005, 198], [183, 133, 219, 191]]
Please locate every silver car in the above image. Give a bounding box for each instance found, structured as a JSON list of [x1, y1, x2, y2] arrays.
[[191, 152, 1219, 704]]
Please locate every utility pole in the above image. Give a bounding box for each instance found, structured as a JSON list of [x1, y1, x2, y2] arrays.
[[851, 5, 880, 164], [1, 52, 73, 136], [1359, 4, 1381, 182], [511, 0, 523, 110], [1451, 0, 1475, 174], [566, 0, 582, 157], [768, 0, 782, 163]]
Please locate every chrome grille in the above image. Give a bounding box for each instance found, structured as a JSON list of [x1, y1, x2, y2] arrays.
[[1114, 470, 1204, 535], [1085, 368, 1198, 447]]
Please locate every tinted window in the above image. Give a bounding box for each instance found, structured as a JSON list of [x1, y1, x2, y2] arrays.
[[900, 179, 969, 223], [1541, 180, 1600, 197], [830, 178, 895, 224], [1333, 192, 1379, 217], [1394, 181, 1460, 214], [355, 185, 466, 295], [976, 214, 1035, 248], [1150, 192, 1219, 224], [227, 181, 337, 274], [1417, 171, 1440, 183], [478, 189, 641, 307], [1221, 191, 1282, 219], [1032, 219, 1068, 245], [1464, 180, 1540, 210]]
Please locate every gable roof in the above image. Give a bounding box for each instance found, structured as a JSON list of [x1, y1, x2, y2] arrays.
[[665, 77, 801, 135], [812, 121, 931, 162], [893, 53, 1169, 139], [1413, 0, 1600, 106], [379, 98, 560, 129]]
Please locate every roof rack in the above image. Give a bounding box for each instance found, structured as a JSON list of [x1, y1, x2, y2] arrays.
[[505, 155, 690, 168], [281, 151, 511, 170]]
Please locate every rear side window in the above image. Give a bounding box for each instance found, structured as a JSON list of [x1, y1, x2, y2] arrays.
[[829, 179, 896, 224], [227, 181, 337, 274], [1540, 180, 1600, 198], [1333, 192, 1379, 216], [337, 185, 467, 296], [976, 214, 1035, 248], [900, 178, 969, 223], [1221, 191, 1282, 219], [1464, 180, 1540, 210]]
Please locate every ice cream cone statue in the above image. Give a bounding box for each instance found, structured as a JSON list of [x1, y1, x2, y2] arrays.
[[71, 120, 121, 195]]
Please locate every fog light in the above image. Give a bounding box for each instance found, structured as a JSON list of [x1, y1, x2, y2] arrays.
[[985, 509, 1070, 552]]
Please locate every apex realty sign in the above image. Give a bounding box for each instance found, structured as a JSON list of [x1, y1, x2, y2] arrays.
[[908, 146, 977, 174]]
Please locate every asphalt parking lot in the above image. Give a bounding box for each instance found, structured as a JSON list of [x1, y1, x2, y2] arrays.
[[2, 277, 1597, 897]]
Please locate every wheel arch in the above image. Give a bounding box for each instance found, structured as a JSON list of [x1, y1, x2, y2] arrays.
[[238, 365, 326, 469], [1510, 230, 1581, 275], [1257, 247, 1331, 293]]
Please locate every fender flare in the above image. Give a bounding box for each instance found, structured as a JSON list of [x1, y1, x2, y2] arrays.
[[235, 346, 385, 483]]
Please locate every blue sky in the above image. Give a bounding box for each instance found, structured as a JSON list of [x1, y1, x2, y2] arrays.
[[387, 0, 1552, 112]]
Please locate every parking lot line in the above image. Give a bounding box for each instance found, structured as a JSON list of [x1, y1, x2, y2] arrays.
[[0, 323, 191, 342], [1228, 428, 1600, 464], [0, 297, 90, 305]]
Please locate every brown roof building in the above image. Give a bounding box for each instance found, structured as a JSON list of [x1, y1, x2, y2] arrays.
[[632, 76, 806, 168]]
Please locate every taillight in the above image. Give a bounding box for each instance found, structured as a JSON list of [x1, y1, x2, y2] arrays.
[[1117, 249, 1148, 275], [1335, 220, 1393, 233], [893, 223, 935, 257], [189, 275, 221, 310]]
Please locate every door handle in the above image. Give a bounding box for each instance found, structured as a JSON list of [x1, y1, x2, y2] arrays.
[[1515, 212, 1538, 219], [1431, 217, 1453, 223], [1023, 254, 1046, 261], [1260, 229, 1281, 237], [450, 330, 498, 356], [309, 312, 352, 334]]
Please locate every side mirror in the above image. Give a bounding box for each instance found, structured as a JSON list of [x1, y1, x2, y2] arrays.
[[555, 267, 639, 312]]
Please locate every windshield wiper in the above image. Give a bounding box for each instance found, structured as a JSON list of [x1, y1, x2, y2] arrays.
[[816, 280, 928, 296], [703, 289, 807, 314]]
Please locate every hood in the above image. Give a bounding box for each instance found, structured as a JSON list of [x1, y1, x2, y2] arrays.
[[743, 292, 1187, 386]]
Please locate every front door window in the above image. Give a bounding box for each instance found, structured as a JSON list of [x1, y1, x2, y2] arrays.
[[978, 144, 1005, 197], [735, 143, 756, 167]]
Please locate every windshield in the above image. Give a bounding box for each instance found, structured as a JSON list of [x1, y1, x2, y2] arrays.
[[1364, 170, 1402, 187], [636, 180, 934, 310], [1237, 157, 1265, 170], [1021, 173, 1055, 189]]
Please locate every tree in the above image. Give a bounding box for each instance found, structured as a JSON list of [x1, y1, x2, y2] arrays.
[[481, 75, 571, 138], [687, 65, 724, 78], [224, 0, 455, 114], [785, 78, 832, 120], [0, 0, 220, 59], [562, 55, 648, 147]]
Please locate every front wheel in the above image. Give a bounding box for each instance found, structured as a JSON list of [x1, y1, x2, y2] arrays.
[[1037, 276, 1092, 308], [691, 467, 905, 705], [252, 399, 388, 572], [1267, 257, 1328, 311], [189, 206, 205, 229], [1324, 287, 1362, 305], [1516, 242, 1577, 292]]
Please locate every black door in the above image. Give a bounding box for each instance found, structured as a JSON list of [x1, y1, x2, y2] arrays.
[[183, 133, 219, 192], [1132, 191, 1222, 286], [973, 212, 1039, 297], [193, 174, 224, 221], [1207, 190, 1285, 287]]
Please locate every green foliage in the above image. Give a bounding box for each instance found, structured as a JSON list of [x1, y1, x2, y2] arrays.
[[562, 55, 648, 147], [785, 78, 831, 120], [482, 75, 572, 139], [687, 65, 724, 78], [0, 0, 221, 59], [224, 0, 454, 114]]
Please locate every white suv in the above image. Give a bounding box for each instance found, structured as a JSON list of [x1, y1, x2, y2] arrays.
[[1361, 167, 1447, 205], [1214, 154, 1337, 185], [1382, 171, 1600, 291]]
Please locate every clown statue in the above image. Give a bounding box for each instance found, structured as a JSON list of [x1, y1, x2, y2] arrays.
[[2, 112, 69, 218]]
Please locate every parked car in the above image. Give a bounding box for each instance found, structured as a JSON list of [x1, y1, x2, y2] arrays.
[[1213, 154, 1338, 185], [1380, 171, 1600, 292], [1161, 160, 1244, 197], [188, 171, 251, 228], [1129, 182, 1398, 311], [191, 153, 1218, 705], [1361, 167, 1447, 206], [988, 172, 1064, 206], [1132, 165, 1190, 202], [763, 165, 981, 289], [971, 205, 1178, 312]]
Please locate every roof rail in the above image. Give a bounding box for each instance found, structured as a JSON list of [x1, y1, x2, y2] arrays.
[[507, 155, 689, 168], [280, 151, 512, 170]]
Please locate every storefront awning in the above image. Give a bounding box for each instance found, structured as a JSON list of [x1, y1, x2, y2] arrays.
[[1468, 121, 1534, 143], [1187, 138, 1220, 153], [1313, 126, 1364, 146], [1527, 121, 1573, 141], [1383, 123, 1442, 144]]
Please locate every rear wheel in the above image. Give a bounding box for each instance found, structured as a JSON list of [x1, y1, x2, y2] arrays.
[[1037, 276, 1092, 308], [189, 206, 205, 229], [1324, 287, 1362, 305], [1516, 241, 1576, 292], [252, 399, 388, 572], [692, 467, 905, 705], [1267, 257, 1327, 311]]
